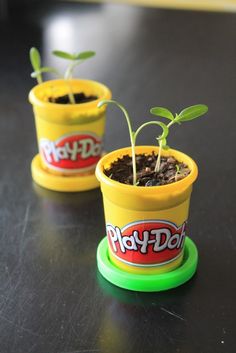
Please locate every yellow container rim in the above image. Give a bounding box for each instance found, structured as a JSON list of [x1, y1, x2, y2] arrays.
[[96, 146, 198, 195], [31, 154, 100, 192], [29, 79, 112, 110]]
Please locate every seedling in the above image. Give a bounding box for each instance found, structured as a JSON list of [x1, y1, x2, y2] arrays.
[[175, 164, 181, 182], [98, 100, 208, 186], [150, 104, 208, 172], [29, 47, 95, 104]]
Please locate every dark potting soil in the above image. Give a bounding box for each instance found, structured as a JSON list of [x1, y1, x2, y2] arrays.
[[104, 153, 191, 187], [49, 92, 98, 104]]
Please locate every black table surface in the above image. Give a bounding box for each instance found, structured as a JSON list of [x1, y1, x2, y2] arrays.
[[0, 2, 235, 352]]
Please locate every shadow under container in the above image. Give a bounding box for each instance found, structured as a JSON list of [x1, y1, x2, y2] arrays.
[[29, 79, 111, 192], [96, 146, 199, 292]]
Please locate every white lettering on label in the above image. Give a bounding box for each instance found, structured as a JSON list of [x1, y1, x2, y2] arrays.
[[107, 223, 186, 254], [40, 136, 102, 163]]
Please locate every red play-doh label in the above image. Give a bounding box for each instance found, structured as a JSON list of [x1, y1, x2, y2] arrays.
[[107, 220, 186, 267], [39, 132, 102, 172]]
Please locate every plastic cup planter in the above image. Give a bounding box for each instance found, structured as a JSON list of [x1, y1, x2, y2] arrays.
[[96, 146, 199, 292], [29, 79, 111, 192]]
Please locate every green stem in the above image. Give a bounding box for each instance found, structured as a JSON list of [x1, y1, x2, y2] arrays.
[[134, 121, 167, 140], [115, 102, 136, 185], [167, 120, 175, 129], [65, 62, 75, 79], [64, 60, 84, 104], [64, 60, 84, 79], [154, 140, 163, 173], [36, 75, 43, 84], [64, 66, 75, 104], [99, 100, 137, 185], [135, 121, 169, 174], [154, 119, 176, 173], [48, 68, 75, 104], [130, 132, 137, 185], [65, 79, 76, 104]]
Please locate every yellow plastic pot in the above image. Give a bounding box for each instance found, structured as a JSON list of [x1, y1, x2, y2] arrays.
[[29, 79, 111, 191], [96, 146, 198, 276]]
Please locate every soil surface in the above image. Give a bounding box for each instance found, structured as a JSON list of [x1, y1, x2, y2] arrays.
[[104, 153, 190, 186], [49, 92, 98, 104]]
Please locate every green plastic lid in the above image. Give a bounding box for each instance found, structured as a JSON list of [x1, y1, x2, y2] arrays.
[[97, 236, 198, 292]]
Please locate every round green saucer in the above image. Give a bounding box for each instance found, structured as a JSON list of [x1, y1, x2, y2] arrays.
[[97, 236, 198, 292]]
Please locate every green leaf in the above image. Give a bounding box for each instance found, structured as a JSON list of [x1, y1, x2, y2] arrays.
[[42, 66, 59, 74], [52, 50, 75, 60], [40, 66, 57, 73], [31, 67, 59, 78], [150, 107, 174, 121], [75, 51, 96, 60], [177, 104, 208, 122], [163, 144, 170, 150], [30, 47, 41, 71]]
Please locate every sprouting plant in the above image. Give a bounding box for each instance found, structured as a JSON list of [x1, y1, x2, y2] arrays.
[[30, 48, 42, 84], [30, 47, 60, 84], [52, 50, 95, 79], [98, 100, 208, 186], [150, 105, 208, 172], [175, 164, 180, 181], [98, 100, 169, 186], [29, 47, 95, 104]]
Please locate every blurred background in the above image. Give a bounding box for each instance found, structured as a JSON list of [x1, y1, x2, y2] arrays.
[[2, 0, 236, 16]]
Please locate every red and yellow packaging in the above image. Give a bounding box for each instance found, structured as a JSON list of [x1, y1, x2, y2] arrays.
[[96, 146, 198, 275], [29, 79, 111, 176]]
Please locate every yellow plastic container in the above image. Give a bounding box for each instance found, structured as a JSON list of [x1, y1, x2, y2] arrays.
[[29, 79, 111, 191], [96, 146, 198, 275]]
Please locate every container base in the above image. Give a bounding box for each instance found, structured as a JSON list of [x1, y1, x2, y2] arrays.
[[31, 154, 100, 192], [97, 237, 198, 292]]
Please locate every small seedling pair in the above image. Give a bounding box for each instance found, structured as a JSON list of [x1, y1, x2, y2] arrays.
[[30, 47, 95, 104], [98, 100, 208, 185]]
